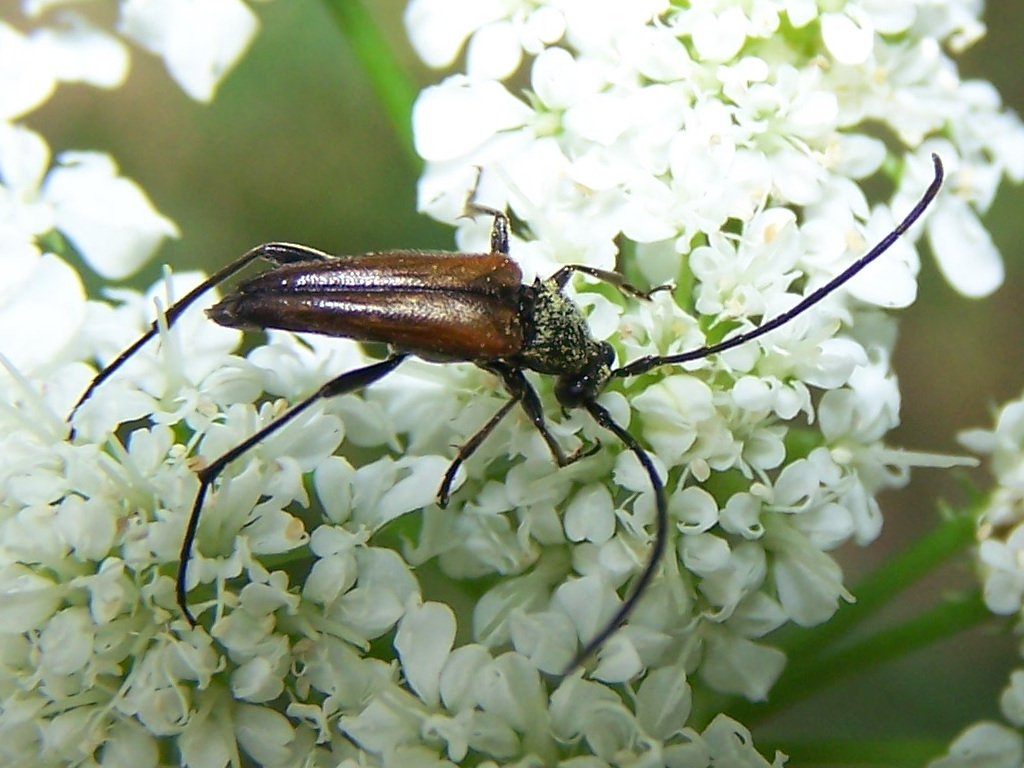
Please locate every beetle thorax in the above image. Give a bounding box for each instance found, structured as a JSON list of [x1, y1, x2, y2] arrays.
[[517, 279, 615, 410]]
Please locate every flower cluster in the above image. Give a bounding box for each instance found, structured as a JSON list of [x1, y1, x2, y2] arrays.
[[2, 1, 1023, 767], [406, 0, 1022, 682]]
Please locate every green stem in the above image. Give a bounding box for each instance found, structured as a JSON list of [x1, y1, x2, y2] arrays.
[[730, 590, 993, 724], [320, 0, 419, 163]]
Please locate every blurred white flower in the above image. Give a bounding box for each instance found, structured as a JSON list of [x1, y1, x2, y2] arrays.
[[0, 123, 179, 280], [0, 242, 86, 375], [0, 15, 128, 122], [118, 0, 260, 102], [9, 0, 267, 109]]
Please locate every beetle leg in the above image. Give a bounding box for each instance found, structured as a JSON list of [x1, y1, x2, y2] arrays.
[[489, 362, 604, 470], [493, 364, 570, 464], [436, 394, 519, 508], [437, 360, 597, 507], [67, 242, 329, 428], [177, 352, 409, 625], [458, 166, 512, 256], [550, 264, 673, 300], [462, 204, 511, 256]]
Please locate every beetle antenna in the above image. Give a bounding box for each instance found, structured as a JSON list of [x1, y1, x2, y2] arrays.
[[614, 153, 944, 379], [562, 398, 668, 675], [66, 244, 299, 429]]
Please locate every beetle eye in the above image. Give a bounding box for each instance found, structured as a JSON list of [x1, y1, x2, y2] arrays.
[[555, 342, 615, 409]]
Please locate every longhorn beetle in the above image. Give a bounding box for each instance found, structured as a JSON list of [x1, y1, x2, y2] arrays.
[[68, 155, 943, 674]]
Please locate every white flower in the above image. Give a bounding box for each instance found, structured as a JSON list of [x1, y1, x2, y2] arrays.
[[406, 0, 566, 80], [7, 0, 266, 110], [0, 242, 86, 376], [899, 145, 1008, 299], [118, 0, 260, 102], [0, 123, 179, 280], [0, 16, 128, 121]]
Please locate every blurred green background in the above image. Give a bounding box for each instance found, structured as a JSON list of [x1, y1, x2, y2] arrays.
[[10, 0, 1024, 761]]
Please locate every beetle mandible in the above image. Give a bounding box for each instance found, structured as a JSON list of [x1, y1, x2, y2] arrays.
[[68, 155, 944, 674]]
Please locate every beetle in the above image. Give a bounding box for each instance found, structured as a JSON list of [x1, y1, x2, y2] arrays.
[[68, 155, 943, 674]]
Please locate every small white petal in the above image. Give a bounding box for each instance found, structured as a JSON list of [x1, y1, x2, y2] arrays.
[[702, 714, 787, 765], [565, 93, 631, 146], [395, 602, 457, 707], [439, 644, 493, 712], [56, 496, 117, 561], [0, 248, 85, 374], [352, 455, 450, 529], [691, 8, 748, 63], [119, 0, 258, 102], [39, 608, 93, 674], [0, 21, 56, 120], [1001, 670, 1024, 728], [636, 665, 692, 739], [592, 632, 643, 682], [405, 0, 506, 68], [555, 575, 619, 645], [30, 13, 129, 88], [0, 115, 52, 202], [564, 484, 615, 543], [531, 46, 580, 110], [721, 493, 765, 539], [771, 526, 850, 625], [508, 610, 577, 674], [671, 486, 718, 534], [475, 653, 543, 730], [313, 456, 356, 524], [701, 628, 786, 701], [927, 196, 1004, 298], [230, 657, 284, 702], [523, 7, 565, 50], [234, 704, 295, 767], [821, 10, 874, 65], [466, 21, 522, 80], [340, 548, 420, 637], [98, 722, 159, 768], [0, 566, 62, 633], [412, 78, 532, 162], [44, 152, 179, 279], [178, 706, 234, 768]]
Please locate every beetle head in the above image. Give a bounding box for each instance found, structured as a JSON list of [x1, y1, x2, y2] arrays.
[[554, 340, 615, 409]]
